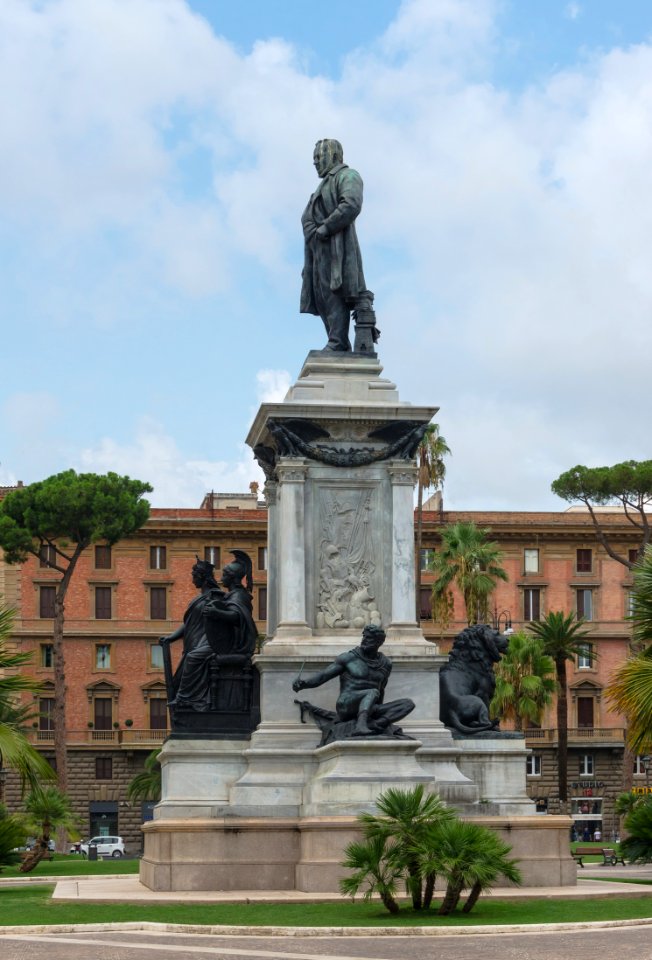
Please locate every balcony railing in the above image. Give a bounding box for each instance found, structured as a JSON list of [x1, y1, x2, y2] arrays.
[[525, 727, 625, 743], [28, 728, 168, 746]]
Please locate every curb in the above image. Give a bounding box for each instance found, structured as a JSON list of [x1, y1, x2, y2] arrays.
[[2, 917, 652, 937]]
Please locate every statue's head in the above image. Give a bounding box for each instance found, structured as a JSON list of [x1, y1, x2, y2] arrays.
[[191, 558, 219, 590], [313, 139, 344, 178], [361, 623, 386, 652], [221, 549, 253, 592]]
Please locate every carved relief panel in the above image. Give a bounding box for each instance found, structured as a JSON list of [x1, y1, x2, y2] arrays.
[[315, 485, 381, 630]]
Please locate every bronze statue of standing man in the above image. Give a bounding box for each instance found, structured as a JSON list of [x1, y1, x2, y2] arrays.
[[300, 139, 379, 353]]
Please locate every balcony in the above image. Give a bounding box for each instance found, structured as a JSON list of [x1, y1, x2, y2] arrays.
[[525, 727, 625, 746], [28, 728, 168, 747]]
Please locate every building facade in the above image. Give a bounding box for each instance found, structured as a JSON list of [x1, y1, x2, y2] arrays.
[[419, 504, 641, 839], [1, 490, 642, 847]]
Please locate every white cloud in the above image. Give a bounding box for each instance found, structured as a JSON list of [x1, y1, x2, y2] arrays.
[[256, 369, 292, 403], [564, 3, 582, 21], [1, 0, 651, 508], [77, 416, 263, 507]]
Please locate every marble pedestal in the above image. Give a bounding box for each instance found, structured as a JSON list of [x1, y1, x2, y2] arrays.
[[140, 352, 574, 891]]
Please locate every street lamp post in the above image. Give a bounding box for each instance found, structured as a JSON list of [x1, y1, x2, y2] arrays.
[[491, 607, 514, 635]]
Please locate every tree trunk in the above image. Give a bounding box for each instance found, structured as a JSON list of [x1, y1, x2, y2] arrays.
[[556, 656, 569, 805], [19, 839, 51, 873], [438, 878, 463, 915], [380, 892, 400, 914], [423, 871, 436, 909], [415, 478, 424, 622], [462, 880, 482, 913], [52, 546, 84, 803]]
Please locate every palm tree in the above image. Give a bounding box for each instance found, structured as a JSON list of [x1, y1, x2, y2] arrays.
[[0, 802, 28, 872], [607, 548, 652, 755], [415, 424, 450, 622], [528, 611, 590, 805], [433, 820, 521, 915], [620, 797, 652, 863], [430, 522, 508, 625], [0, 604, 56, 797], [127, 749, 162, 803], [358, 785, 454, 910], [19, 785, 78, 873], [339, 833, 403, 914], [490, 632, 556, 732]]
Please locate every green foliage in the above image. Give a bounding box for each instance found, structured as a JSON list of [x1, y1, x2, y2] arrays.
[[339, 834, 403, 914], [127, 749, 162, 803], [491, 632, 556, 731], [340, 786, 519, 916], [0, 812, 28, 872], [358, 785, 455, 910], [552, 461, 652, 509], [621, 798, 652, 863], [0, 604, 56, 793], [429, 521, 508, 625], [20, 786, 79, 873], [417, 423, 451, 495], [527, 612, 590, 666], [431, 819, 522, 915], [551, 461, 652, 568], [615, 791, 644, 819], [527, 612, 590, 803], [0, 470, 152, 565], [607, 549, 652, 753]]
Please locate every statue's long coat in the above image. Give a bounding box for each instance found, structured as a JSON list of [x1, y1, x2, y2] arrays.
[[300, 163, 367, 312]]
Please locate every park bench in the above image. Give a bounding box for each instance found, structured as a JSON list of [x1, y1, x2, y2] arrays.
[[573, 845, 625, 867], [601, 847, 626, 865]]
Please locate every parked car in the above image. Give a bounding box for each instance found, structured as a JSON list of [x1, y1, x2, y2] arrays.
[[69, 835, 126, 858]]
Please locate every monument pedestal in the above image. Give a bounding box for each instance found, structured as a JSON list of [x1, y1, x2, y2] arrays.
[[141, 352, 574, 891]]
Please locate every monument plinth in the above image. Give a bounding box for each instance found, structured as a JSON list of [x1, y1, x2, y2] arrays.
[[140, 137, 573, 892]]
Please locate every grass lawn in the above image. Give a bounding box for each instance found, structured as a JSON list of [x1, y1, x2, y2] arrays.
[[1, 855, 140, 878], [1, 886, 652, 928]]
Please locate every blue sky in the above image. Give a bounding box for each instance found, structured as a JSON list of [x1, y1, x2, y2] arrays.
[[1, 0, 651, 509]]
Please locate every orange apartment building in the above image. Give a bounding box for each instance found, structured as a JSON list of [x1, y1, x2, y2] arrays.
[[0, 488, 644, 848]]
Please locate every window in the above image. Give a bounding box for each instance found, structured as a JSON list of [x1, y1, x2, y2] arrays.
[[94, 545, 112, 569], [576, 548, 592, 573], [258, 586, 267, 622], [38, 698, 54, 732], [523, 587, 541, 622], [629, 548, 640, 565], [95, 644, 111, 670], [149, 643, 164, 670], [579, 754, 594, 776], [524, 548, 539, 574], [576, 588, 593, 621], [95, 587, 112, 620], [419, 586, 432, 619], [150, 698, 167, 730], [526, 755, 541, 776], [258, 546, 268, 571], [94, 697, 112, 730], [634, 756, 647, 776], [150, 586, 167, 620], [39, 544, 57, 567], [95, 757, 113, 780], [577, 642, 594, 669], [204, 546, 220, 567], [420, 548, 435, 571], [577, 697, 594, 728], [40, 644, 53, 668], [39, 586, 56, 618], [626, 590, 636, 617], [150, 545, 167, 570]]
